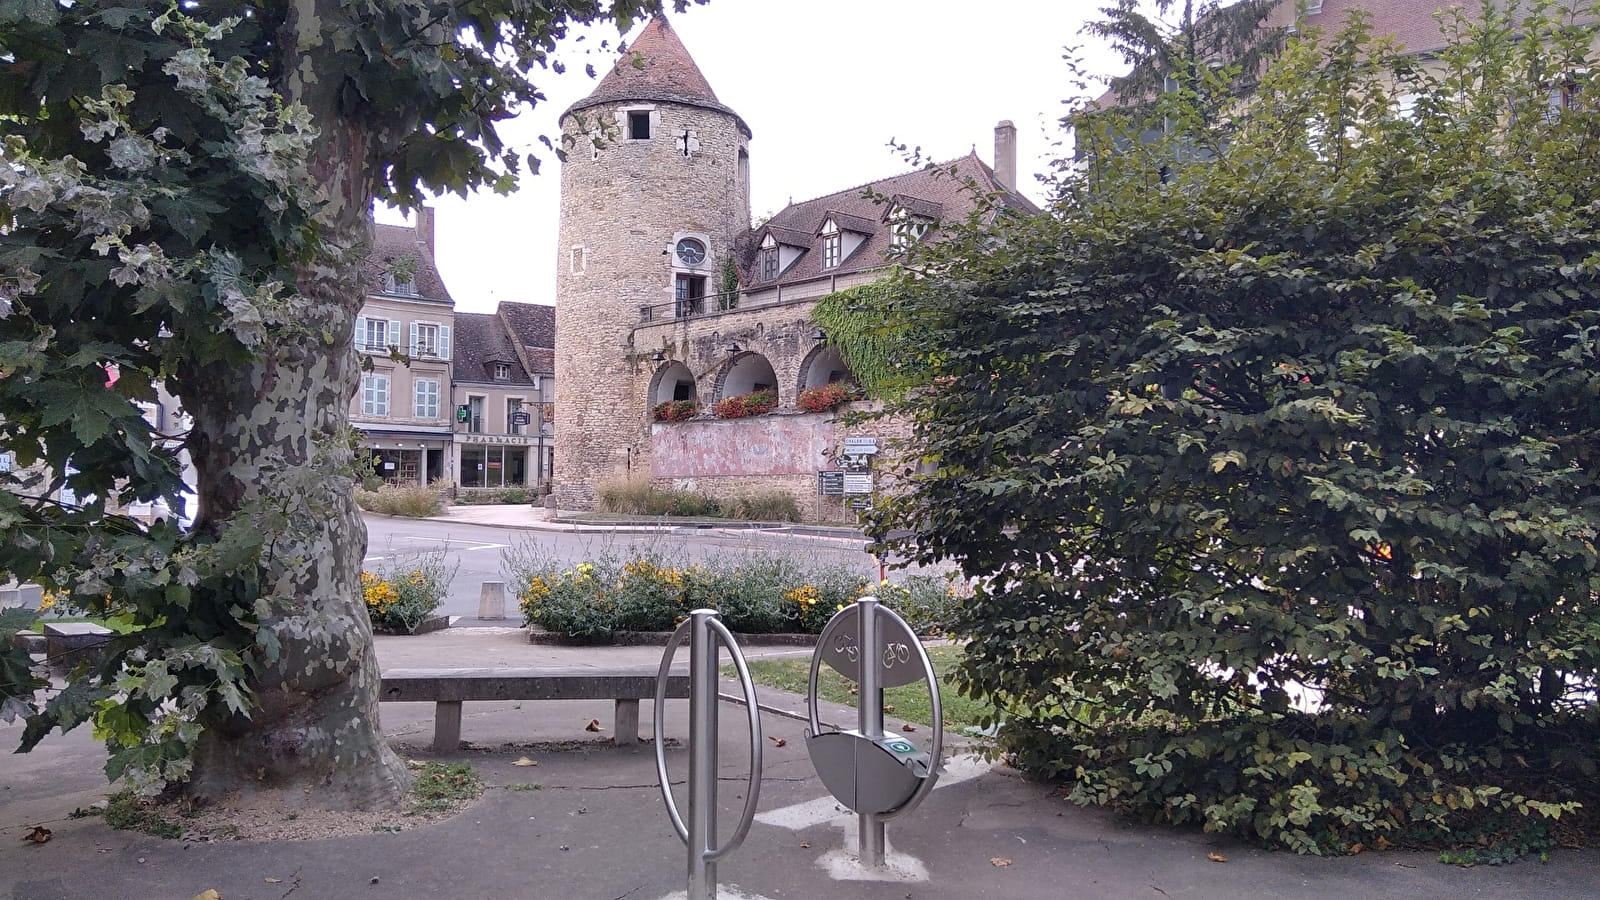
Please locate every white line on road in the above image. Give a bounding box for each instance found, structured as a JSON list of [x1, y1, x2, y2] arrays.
[[393, 536, 510, 551]]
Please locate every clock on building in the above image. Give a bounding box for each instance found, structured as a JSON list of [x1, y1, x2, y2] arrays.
[[674, 238, 706, 266]]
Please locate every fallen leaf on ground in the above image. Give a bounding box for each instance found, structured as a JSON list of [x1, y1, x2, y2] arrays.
[[883, 705, 896, 713], [24, 826, 51, 844], [769, 736, 787, 748], [800, 842, 811, 849], [191, 891, 222, 900], [989, 857, 1012, 867], [265, 877, 282, 883], [901, 724, 916, 733], [512, 756, 538, 767], [1207, 851, 1228, 863], [584, 719, 601, 732], [405, 759, 426, 769]]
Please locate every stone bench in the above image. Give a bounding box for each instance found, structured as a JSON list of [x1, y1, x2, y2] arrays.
[[379, 666, 692, 751], [43, 622, 113, 667]]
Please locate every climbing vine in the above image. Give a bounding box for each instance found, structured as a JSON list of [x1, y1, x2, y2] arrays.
[[808, 275, 917, 401]]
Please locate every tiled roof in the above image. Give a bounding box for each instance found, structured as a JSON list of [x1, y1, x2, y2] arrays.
[[524, 347, 555, 375], [737, 153, 1039, 289], [761, 225, 812, 248], [451, 312, 533, 386], [364, 222, 452, 302], [497, 301, 555, 349], [821, 211, 877, 235], [564, 16, 750, 137]]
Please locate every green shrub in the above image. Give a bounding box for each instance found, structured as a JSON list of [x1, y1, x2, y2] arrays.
[[721, 490, 800, 522], [354, 481, 443, 517], [872, 5, 1600, 855], [498, 488, 527, 504]]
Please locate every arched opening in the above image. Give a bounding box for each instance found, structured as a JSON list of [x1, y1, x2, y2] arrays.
[[720, 352, 778, 399], [799, 345, 856, 390], [651, 362, 698, 405]]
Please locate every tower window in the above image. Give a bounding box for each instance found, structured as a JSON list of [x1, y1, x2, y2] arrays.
[[628, 111, 651, 140], [675, 274, 706, 317]]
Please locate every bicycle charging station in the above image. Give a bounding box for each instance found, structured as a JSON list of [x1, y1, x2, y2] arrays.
[[653, 609, 763, 900], [805, 594, 944, 869]]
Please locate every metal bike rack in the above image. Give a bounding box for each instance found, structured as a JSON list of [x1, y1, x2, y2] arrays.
[[654, 609, 764, 900], [805, 594, 943, 868]]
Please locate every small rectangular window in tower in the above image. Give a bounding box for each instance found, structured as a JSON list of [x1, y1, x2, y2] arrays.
[[628, 111, 651, 140], [674, 274, 706, 317], [570, 246, 585, 273]]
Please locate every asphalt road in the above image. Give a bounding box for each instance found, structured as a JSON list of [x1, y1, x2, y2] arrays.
[[361, 515, 885, 621]]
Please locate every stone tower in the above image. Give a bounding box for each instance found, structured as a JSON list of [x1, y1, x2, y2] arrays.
[[552, 16, 751, 509]]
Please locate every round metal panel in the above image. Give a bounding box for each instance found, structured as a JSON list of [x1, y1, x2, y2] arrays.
[[817, 605, 927, 688]]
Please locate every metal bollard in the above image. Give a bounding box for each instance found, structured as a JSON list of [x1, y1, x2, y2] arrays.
[[654, 609, 764, 900]]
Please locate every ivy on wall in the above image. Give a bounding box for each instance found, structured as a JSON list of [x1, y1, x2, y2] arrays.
[[808, 275, 914, 401]]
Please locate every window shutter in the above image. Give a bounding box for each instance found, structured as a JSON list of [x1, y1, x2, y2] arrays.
[[410, 322, 420, 357], [386, 319, 398, 350], [439, 325, 451, 360], [355, 316, 368, 350]]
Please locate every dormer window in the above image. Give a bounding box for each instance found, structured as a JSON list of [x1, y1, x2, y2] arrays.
[[759, 233, 780, 281], [494, 364, 511, 381], [385, 271, 417, 296], [820, 219, 841, 269], [891, 211, 933, 251]]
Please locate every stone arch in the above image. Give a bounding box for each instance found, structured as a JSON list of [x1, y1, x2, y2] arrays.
[[717, 351, 779, 399], [797, 344, 857, 393], [649, 361, 698, 406]]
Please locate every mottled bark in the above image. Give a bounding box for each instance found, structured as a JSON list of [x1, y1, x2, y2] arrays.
[[179, 212, 406, 809], [175, 1, 410, 808]]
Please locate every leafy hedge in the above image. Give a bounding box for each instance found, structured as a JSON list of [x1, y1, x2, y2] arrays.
[[875, 4, 1600, 855]]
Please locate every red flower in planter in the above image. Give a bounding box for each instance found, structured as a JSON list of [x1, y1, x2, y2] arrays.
[[714, 390, 777, 419], [796, 382, 855, 413], [652, 400, 697, 422]]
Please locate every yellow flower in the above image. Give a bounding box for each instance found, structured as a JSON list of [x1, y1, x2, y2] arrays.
[[37, 590, 58, 611]]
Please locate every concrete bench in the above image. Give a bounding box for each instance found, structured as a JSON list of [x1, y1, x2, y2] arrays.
[[379, 666, 692, 751]]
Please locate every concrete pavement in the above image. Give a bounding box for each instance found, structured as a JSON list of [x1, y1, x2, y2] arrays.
[[4, 625, 1599, 900], [4, 509, 1597, 898]]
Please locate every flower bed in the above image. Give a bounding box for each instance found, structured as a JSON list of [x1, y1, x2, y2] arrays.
[[362, 551, 456, 634], [505, 543, 963, 643], [713, 389, 777, 419]]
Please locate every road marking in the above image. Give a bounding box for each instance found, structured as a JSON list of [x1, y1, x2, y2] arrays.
[[754, 752, 991, 832], [393, 536, 510, 551]]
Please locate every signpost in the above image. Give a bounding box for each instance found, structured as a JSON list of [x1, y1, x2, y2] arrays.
[[817, 471, 845, 496]]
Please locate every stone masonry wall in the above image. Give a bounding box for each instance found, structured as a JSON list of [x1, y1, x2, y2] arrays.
[[552, 98, 750, 509]]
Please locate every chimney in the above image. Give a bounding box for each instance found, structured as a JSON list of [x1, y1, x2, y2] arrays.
[[415, 206, 436, 254], [994, 120, 1017, 192]]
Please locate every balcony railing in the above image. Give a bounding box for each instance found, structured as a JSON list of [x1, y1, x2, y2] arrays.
[[638, 289, 742, 324]]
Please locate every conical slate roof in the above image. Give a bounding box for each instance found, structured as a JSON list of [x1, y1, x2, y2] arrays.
[[563, 16, 750, 137]]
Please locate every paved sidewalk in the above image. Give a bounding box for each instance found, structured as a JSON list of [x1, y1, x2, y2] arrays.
[[3, 629, 1598, 900], [424, 502, 870, 543]]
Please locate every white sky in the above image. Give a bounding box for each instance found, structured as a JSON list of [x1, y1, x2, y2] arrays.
[[383, 1, 1120, 314]]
